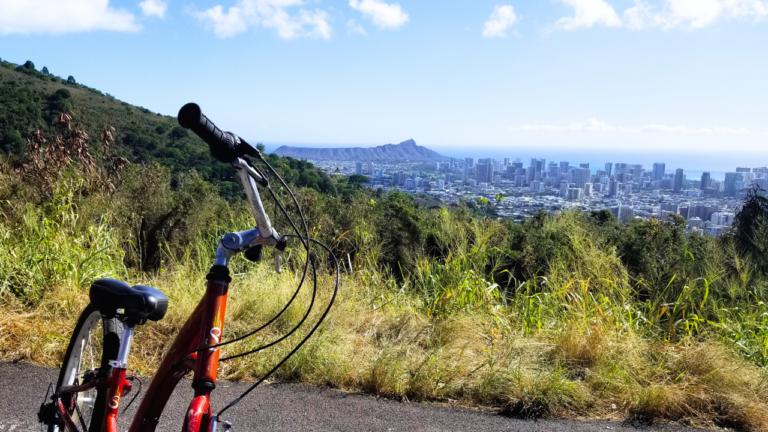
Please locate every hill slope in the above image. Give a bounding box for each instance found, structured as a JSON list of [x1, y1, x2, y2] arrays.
[[273, 139, 447, 162], [0, 59, 340, 198]]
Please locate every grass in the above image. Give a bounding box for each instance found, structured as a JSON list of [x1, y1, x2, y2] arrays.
[[2, 175, 768, 431]]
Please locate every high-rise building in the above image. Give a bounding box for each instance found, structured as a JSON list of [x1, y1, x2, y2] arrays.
[[476, 162, 492, 184], [605, 163, 613, 178], [580, 163, 590, 169], [608, 180, 620, 197], [615, 163, 628, 177], [700, 172, 711, 191], [561, 161, 570, 173], [567, 187, 582, 201], [465, 157, 474, 169], [503, 158, 510, 167], [560, 180, 569, 197], [584, 183, 593, 196], [530, 158, 546, 173], [548, 162, 559, 179], [736, 167, 751, 172], [526, 166, 535, 183], [673, 168, 684, 192], [688, 205, 718, 222], [355, 162, 363, 175], [711, 212, 736, 226], [660, 203, 679, 217], [574, 168, 591, 188], [724, 172, 745, 196], [652, 163, 665, 181]]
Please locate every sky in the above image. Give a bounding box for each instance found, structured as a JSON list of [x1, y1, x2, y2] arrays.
[[1, 0, 767, 173]]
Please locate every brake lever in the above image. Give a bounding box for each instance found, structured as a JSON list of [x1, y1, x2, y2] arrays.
[[274, 236, 288, 274], [274, 250, 282, 274]]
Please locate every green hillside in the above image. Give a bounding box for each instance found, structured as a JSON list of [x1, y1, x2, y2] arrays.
[[0, 58, 340, 199]]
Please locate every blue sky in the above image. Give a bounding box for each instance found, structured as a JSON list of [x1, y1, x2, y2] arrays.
[[1, 0, 767, 171]]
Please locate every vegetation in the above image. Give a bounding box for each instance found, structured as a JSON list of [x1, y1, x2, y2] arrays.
[[0, 59, 344, 200], [2, 59, 768, 430]]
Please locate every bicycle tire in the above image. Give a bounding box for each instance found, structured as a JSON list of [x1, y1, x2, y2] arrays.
[[49, 304, 123, 432]]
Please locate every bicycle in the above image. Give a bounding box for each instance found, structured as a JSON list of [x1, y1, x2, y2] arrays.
[[37, 103, 339, 432]]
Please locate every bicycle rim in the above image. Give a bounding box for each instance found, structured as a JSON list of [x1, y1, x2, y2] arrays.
[[51, 305, 121, 432]]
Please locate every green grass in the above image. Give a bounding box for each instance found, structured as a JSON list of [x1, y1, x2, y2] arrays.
[[1, 58, 768, 428], [2, 171, 768, 430]]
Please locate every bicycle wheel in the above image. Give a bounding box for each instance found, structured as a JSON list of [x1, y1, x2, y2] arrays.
[[49, 304, 123, 432]]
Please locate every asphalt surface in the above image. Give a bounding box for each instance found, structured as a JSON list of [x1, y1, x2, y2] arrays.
[[0, 362, 703, 432]]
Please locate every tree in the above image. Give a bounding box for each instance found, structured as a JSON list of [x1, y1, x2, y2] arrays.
[[23, 60, 35, 70], [42, 66, 49, 75], [67, 76, 76, 84], [169, 126, 188, 140], [256, 143, 266, 153], [732, 184, 768, 274], [349, 174, 369, 184]]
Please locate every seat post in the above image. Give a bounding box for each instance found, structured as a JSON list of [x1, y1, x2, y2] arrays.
[[111, 325, 136, 369]]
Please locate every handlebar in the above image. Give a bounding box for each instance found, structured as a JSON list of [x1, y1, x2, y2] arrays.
[[178, 103, 262, 163], [177, 103, 284, 272]]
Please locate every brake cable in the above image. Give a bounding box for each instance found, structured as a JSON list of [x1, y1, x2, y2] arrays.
[[217, 156, 326, 360], [216, 236, 340, 420], [216, 154, 339, 420], [172, 156, 312, 360]]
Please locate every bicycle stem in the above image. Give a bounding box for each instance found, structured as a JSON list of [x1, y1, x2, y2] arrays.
[[214, 157, 284, 272]]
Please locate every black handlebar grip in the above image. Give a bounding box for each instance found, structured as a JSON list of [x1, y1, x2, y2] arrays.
[[178, 103, 239, 163]]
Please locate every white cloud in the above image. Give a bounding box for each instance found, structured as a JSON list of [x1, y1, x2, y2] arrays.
[[483, 5, 520, 37], [513, 118, 751, 134], [195, 0, 332, 39], [140, 0, 168, 18], [638, 0, 767, 29], [599, 0, 768, 30], [347, 19, 367, 35], [0, 0, 138, 35], [349, 0, 408, 29], [553, 0, 622, 30]]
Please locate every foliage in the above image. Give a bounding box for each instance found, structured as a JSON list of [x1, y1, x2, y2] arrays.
[[2, 57, 768, 429], [731, 185, 768, 276], [0, 63, 353, 201]]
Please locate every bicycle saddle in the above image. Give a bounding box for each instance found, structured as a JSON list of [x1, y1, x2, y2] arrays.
[[89, 279, 168, 324]]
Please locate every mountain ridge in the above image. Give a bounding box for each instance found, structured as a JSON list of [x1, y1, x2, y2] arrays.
[[273, 139, 448, 162]]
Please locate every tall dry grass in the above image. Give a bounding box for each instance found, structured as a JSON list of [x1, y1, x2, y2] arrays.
[[2, 174, 768, 430]]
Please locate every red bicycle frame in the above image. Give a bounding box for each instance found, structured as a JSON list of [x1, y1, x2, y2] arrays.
[[56, 276, 231, 432], [127, 277, 230, 432]]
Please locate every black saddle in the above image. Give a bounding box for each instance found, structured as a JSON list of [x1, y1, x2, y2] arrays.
[[89, 279, 168, 324]]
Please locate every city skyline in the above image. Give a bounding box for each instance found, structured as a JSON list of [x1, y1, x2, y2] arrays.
[[330, 155, 767, 236], [262, 141, 765, 176], [2, 1, 767, 162]]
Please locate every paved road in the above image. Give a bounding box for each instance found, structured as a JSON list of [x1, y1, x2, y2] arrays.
[[0, 362, 701, 432]]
